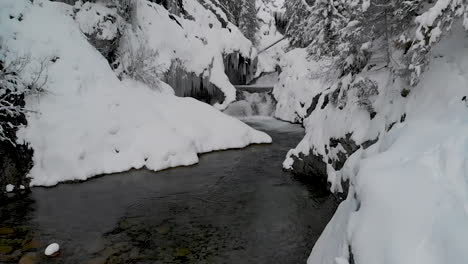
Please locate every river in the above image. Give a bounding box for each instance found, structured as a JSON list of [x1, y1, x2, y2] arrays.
[[0, 118, 337, 264]]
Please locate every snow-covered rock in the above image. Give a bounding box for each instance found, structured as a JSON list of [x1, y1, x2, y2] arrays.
[[5, 184, 14, 193], [0, 0, 271, 187]]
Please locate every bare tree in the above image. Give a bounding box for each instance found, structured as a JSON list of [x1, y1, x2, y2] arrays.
[[0, 42, 48, 144], [118, 35, 163, 90]]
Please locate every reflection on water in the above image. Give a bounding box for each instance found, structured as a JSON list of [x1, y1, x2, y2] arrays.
[[0, 118, 337, 264]]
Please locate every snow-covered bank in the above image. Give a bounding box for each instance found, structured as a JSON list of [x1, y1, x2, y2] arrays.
[[0, 0, 271, 187], [280, 22, 468, 264]]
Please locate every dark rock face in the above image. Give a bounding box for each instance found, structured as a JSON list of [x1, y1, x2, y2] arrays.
[[329, 133, 359, 171], [153, 0, 185, 16], [87, 33, 121, 66], [349, 245, 356, 264], [362, 136, 379, 149], [75, 3, 123, 66], [0, 90, 33, 195], [291, 152, 329, 191], [306, 92, 322, 117], [273, 11, 287, 35], [163, 60, 225, 105], [291, 132, 380, 200], [0, 142, 33, 194]]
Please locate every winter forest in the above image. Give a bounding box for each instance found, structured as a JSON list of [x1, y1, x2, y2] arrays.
[[1, 0, 468, 263]]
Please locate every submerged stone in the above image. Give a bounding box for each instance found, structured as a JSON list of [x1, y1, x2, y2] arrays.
[[0, 227, 14, 235], [0, 245, 14, 254]]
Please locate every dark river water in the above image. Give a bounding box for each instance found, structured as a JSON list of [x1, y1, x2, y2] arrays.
[[0, 118, 337, 264]]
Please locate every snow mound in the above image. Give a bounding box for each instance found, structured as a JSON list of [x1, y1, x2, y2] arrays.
[[0, 0, 271, 187]]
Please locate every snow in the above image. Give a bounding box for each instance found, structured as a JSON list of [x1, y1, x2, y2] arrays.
[[252, 71, 279, 86], [5, 184, 14, 193], [306, 23, 468, 264], [273, 48, 333, 123], [362, 0, 370, 12], [44, 243, 60, 256], [0, 0, 271, 187], [75, 1, 123, 40], [130, 0, 255, 109]]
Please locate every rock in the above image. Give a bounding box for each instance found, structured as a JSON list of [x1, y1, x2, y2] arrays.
[[44, 243, 60, 256], [22, 239, 41, 250], [5, 184, 14, 192], [85, 256, 107, 264], [19, 252, 39, 264], [0, 249, 21, 262], [0, 140, 33, 195], [291, 133, 360, 199], [156, 225, 170, 235], [291, 152, 328, 188], [0, 227, 15, 235], [174, 247, 191, 257], [0, 245, 14, 254]]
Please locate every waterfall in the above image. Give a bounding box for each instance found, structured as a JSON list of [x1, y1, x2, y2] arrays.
[[224, 91, 276, 118]]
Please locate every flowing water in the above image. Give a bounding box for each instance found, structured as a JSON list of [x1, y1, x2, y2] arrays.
[[0, 118, 337, 264]]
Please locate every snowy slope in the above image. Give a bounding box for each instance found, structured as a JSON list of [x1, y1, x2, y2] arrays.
[[305, 25, 468, 264], [130, 0, 255, 108], [0, 0, 271, 186]]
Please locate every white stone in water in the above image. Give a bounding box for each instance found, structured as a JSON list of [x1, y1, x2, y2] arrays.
[[45, 243, 60, 256], [5, 184, 14, 193]]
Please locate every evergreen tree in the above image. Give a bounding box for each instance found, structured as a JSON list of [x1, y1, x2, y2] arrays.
[[238, 0, 258, 43], [408, 0, 468, 85], [284, 0, 312, 48], [304, 0, 352, 57]]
